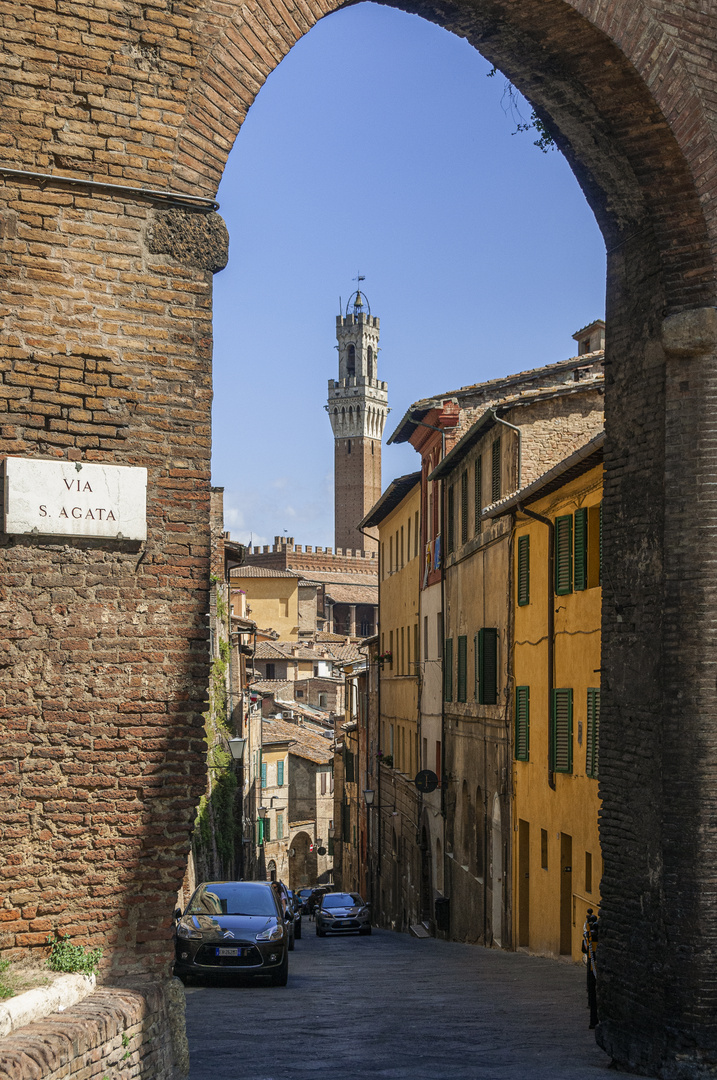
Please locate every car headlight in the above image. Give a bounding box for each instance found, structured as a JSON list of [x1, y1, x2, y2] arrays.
[[177, 921, 202, 940], [256, 925, 284, 942]]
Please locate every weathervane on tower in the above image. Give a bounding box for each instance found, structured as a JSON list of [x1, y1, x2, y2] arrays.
[[327, 279, 389, 554]]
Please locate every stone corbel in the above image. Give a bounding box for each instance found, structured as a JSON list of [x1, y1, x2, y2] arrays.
[[661, 306, 717, 357]]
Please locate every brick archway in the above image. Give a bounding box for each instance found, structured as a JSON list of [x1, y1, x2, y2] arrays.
[[1, 2, 717, 1077]]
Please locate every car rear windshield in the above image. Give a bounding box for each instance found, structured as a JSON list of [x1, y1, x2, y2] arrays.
[[186, 884, 278, 917], [322, 893, 362, 908]]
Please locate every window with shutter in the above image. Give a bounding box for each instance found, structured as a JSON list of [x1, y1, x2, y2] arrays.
[[517, 534, 530, 606], [277, 814, 284, 840], [474, 455, 483, 535], [574, 508, 588, 591], [514, 686, 530, 761], [551, 688, 573, 773], [277, 759, 284, 786], [555, 514, 573, 595], [263, 817, 271, 842], [457, 636, 467, 702], [586, 687, 600, 778], [257, 819, 264, 845], [261, 761, 267, 788], [491, 438, 501, 503], [461, 471, 468, 544], [447, 485, 455, 553], [444, 638, 453, 701], [478, 628, 498, 705], [341, 801, 351, 842]]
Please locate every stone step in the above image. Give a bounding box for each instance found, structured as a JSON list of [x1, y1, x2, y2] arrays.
[[409, 923, 431, 939]]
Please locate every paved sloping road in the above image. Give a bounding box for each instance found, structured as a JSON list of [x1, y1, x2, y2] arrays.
[[185, 926, 612, 1079]]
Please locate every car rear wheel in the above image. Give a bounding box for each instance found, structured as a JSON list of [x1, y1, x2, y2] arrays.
[[316, 926, 325, 937], [269, 952, 289, 986], [295, 921, 302, 939]]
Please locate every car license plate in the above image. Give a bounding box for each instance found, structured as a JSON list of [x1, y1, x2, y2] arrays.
[[216, 947, 242, 956], [341, 920, 351, 926]]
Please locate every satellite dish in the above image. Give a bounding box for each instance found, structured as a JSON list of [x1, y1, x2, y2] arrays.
[[288, 848, 296, 858]]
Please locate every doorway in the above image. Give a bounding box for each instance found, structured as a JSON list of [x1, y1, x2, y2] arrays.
[[560, 833, 573, 956], [518, 819, 530, 948], [491, 793, 503, 947]]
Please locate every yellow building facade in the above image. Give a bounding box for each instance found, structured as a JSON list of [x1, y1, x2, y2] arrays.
[[374, 476, 421, 777], [229, 566, 300, 640], [505, 441, 603, 961]]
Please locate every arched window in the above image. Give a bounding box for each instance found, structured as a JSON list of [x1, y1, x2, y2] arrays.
[[347, 344, 355, 377], [367, 345, 374, 380], [341, 406, 346, 426]]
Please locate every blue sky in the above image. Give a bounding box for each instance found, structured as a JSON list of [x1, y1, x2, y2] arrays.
[[211, 2, 606, 549]]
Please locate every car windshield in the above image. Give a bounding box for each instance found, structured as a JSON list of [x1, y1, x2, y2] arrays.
[[186, 883, 278, 917], [322, 893, 362, 908]]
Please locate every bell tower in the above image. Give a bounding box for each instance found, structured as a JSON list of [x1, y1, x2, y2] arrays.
[[327, 286, 389, 553]]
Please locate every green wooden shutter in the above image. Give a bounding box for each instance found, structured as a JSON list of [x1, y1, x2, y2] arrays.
[[574, 508, 588, 591], [457, 636, 467, 702], [444, 637, 453, 701], [514, 686, 530, 761], [474, 456, 482, 534], [478, 628, 498, 705], [264, 816, 271, 842], [491, 438, 501, 503], [555, 514, 573, 595], [257, 819, 264, 845], [447, 485, 455, 553], [461, 471, 468, 544], [277, 814, 284, 840], [517, 534, 530, 606], [551, 688, 573, 773], [586, 687, 600, 779], [474, 633, 480, 699], [261, 761, 267, 788], [277, 759, 284, 786]]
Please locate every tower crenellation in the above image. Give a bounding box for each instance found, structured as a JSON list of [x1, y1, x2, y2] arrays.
[[327, 288, 388, 553]]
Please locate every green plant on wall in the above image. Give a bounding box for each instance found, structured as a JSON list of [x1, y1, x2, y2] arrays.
[[191, 582, 241, 881], [46, 934, 103, 975]]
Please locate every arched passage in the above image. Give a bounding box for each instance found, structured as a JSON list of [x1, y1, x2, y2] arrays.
[[0, 2, 716, 1075], [170, 6, 717, 1070]]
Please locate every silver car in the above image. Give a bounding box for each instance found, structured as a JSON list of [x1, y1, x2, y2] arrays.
[[315, 892, 371, 936]]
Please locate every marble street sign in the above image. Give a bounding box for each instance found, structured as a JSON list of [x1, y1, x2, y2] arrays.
[[3, 457, 147, 541]]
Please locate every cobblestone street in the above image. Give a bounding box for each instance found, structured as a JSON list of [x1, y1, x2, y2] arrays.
[[185, 927, 613, 1079]]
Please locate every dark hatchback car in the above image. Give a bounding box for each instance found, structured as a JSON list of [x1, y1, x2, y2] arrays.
[[316, 892, 371, 936], [174, 881, 290, 985]]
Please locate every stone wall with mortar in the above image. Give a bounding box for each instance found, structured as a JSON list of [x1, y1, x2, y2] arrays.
[[0, 0, 716, 1076]]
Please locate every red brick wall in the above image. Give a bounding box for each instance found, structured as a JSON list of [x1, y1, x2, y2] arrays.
[[0, 979, 187, 1080]]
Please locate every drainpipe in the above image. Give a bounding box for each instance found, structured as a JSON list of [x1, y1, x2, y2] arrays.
[[518, 505, 556, 790], [489, 409, 522, 490]]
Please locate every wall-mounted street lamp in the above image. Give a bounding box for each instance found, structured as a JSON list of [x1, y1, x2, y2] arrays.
[[364, 789, 375, 807], [228, 737, 246, 761], [257, 806, 268, 819]]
